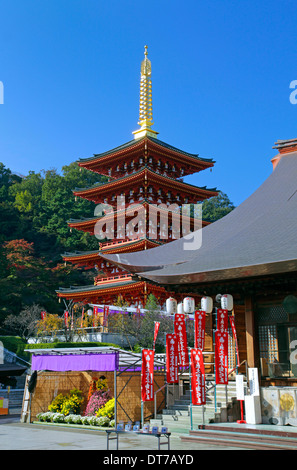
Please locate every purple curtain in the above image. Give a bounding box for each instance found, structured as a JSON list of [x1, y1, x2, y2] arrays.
[[31, 353, 119, 371]]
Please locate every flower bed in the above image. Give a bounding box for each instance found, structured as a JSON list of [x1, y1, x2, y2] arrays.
[[36, 378, 115, 429], [36, 411, 115, 428]]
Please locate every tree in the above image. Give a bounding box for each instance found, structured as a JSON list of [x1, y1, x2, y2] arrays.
[[36, 313, 64, 341], [0, 163, 22, 203], [3, 239, 35, 271], [4, 303, 44, 342], [108, 295, 173, 352], [202, 191, 235, 223]]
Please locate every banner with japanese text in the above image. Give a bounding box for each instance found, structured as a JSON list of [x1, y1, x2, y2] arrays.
[[103, 306, 109, 326], [80, 307, 85, 328], [174, 314, 189, 367], [141, 349, 155, 401], [217, 309, 228, 332], [215, 331, 228, 384], [92, 306, 98, 327], [191, 349, 206, 405], [166, 334, 178, 383], [64, 310, 69, 328], [194, 310, 206, 350], [153, 321, 160, 350], [229, 315, 240, 366]]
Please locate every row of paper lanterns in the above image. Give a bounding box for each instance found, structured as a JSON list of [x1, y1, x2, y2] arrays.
[[166, 294, 234, 314]]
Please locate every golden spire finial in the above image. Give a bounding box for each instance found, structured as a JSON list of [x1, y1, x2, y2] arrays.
[[133, 46, 159, 140]]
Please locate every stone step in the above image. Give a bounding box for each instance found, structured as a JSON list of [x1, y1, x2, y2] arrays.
[[152, 378, 246, 430], [0, 389, 24, 406], [181, 425, 297, 450], [150, 413, 221, 434]]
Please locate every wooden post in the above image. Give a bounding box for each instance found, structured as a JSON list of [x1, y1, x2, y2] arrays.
[[245, 296, 256, 368]]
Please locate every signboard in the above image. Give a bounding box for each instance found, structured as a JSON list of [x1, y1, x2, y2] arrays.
[[194, 310, 206, 350], [141, 349, 155, 401], [248, 368, 260, 396], [166, 334, 178, 384], [236, 374, 245, 401], [215, 331, 228, 385], [191, 349, 206, 405]]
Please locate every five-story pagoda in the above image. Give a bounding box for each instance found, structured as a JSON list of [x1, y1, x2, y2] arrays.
[[56, 46, 218, 311]]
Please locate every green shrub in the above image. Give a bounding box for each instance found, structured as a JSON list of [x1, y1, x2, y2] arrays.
[[0, 336, 29, 360], [25, 341, 120, 351]]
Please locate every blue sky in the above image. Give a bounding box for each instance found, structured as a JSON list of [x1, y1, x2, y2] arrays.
[[0, 0, 297, 206]]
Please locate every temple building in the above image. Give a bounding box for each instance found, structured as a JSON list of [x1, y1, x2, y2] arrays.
[[56, 47, 218, 310], [102, 136, 297, 399]]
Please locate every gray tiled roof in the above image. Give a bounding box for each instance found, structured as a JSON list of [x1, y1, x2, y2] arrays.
[[100, 151, 297, 284]]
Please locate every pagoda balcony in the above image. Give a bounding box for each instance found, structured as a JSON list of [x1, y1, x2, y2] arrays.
[[72, 167, 218, 205], [99, 237, 142, 250], [94, 273, 134, 286], [77, 136, 215, 178]]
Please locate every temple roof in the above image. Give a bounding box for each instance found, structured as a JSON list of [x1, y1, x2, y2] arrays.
[[67, 201, 211, 234], [72, 166, 217, 201], [100, 148, 297, 284], [62, 238, 162, 262], [77, 136, 214, 165], [55, 277, 167, 301], [56, 278, 142, 300]]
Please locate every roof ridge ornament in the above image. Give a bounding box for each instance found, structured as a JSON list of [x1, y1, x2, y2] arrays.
[[133, 46, 159, 140]]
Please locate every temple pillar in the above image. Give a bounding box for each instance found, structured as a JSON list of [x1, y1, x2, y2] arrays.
[[244, 295, 257, 368]]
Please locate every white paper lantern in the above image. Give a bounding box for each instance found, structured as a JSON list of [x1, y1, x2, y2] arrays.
[[201, 296, 213, 314], [166, 297, 177, 314], [221, 294, 233, 311], [177, 302, 185, 314], [183, 297, 195, 314]]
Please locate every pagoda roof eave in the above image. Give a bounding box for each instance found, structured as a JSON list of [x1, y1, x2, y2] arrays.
[[72, 167, 218, 199], [77, 136, 215, 168], [62, 238, 163, 261], [63, 250, 99, 257], [56, 278, 167, 301]]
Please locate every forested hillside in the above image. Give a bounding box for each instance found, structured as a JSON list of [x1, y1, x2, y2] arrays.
[[0, 162, 107, 331], [0, 161, 234, 334]]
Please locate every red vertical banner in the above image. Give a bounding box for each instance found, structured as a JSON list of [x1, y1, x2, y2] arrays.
[[103, 306, 109, 326], [194, 310, 206, 350], [191, 349, 206, 405], [81, 307, 84, 328], [175, 313, 185, 322], [166, 334, 178, 384], [229, 315, 240, 366], [41, 311, 46, 320], [141, 349, 155, 401], [153, 321, 160, 350], [64, 310, 69, 328], [92, 306, 98, 327], [215, 331, 228, 384], [174, 314, 189, 367], [217, 309, 228, 332]]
